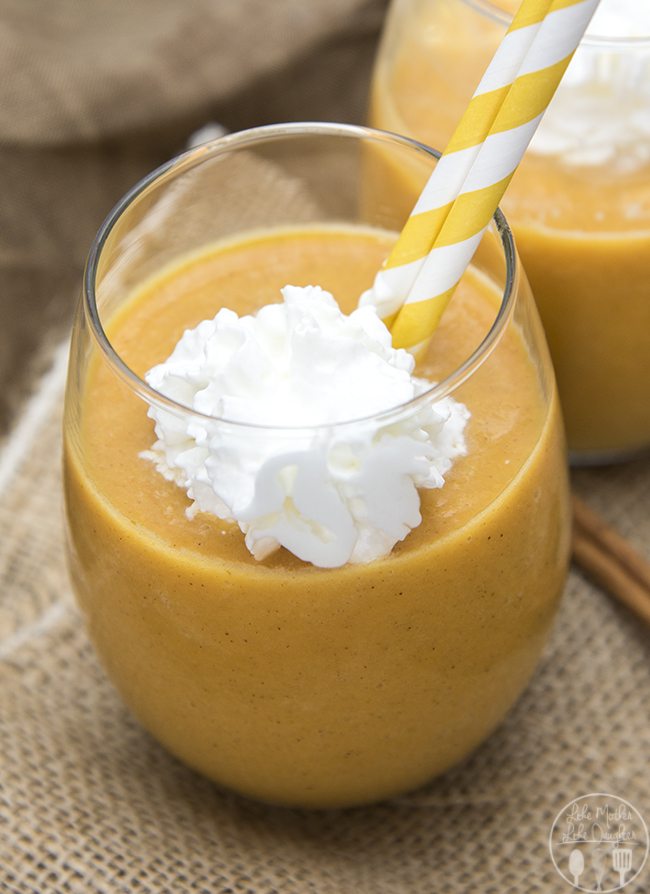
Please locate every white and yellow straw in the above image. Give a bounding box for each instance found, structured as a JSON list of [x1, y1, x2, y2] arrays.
[[368, 0, 600, 351]]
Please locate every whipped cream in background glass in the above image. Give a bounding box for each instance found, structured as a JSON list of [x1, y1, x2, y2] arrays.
[[143, 285, 469, 569], [528, 0, 650, 171]]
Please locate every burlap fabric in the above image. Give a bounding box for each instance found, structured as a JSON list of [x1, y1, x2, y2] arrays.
[[0, 0, 387, 434], [0, 351, 648, 893]]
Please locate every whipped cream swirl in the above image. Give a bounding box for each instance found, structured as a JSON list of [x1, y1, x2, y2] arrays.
[[529, 0, 650, 171], [143, 286, 469, 568]]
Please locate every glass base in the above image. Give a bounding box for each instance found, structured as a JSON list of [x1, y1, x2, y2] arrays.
[[570, 444, 650, 468]]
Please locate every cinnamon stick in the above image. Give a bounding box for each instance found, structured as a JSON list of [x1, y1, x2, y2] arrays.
[[572, 494, 650, 626]]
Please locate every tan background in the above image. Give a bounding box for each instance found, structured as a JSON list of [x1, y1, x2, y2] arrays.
[[0, 0, 388, 434]]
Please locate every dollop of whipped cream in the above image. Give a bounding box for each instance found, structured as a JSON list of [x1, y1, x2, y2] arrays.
[[529, 0, 650, 171], [142, 286, 469, 568]]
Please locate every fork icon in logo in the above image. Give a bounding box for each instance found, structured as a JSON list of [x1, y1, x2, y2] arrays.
[[612, 847, 633, 888]]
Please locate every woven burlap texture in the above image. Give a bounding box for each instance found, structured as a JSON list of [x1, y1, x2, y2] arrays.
[[0, 353, 648, 894]]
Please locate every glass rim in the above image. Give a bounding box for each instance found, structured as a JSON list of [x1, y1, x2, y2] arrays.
[[84, 121, 519, 434], [461, 0, 650, 46]]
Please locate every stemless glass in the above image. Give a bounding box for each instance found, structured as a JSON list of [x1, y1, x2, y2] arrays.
[[371, 0, 650, 464], [63, 123, 570, 809]]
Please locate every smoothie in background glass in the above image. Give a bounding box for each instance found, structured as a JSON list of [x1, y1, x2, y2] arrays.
[[63, 125, 570, 808], [371, 0, 650, 462]]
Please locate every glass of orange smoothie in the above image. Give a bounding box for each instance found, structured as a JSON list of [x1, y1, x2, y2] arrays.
[[371, 0, 650, 463], [63, 123, 570, 808]]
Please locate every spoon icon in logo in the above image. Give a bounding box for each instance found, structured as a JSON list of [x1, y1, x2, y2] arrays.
[[569, 848, 585, 888]]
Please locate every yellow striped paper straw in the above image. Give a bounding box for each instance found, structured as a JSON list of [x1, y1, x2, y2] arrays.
[[363, 0, 555, 325], [367, 0, 600, 352]]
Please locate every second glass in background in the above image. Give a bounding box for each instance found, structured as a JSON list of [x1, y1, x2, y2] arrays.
[[371, 0, 650, 463]]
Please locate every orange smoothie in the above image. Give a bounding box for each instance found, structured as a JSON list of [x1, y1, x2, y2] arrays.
[[64, 225, 569, 808], [371, 0, 650, 457]]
